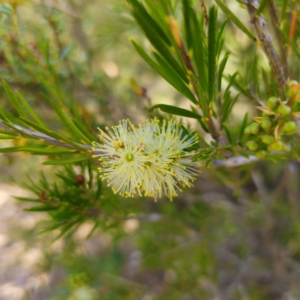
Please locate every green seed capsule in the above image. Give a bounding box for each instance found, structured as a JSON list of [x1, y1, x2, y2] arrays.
[[287, 80, 298, 86], [261, 135, 275, 145], [261, 117, 272, 130], [244, 126, 252, 136], [246, 140, 258, 151], [256, 150, 267, 159], [267, 97, 279, 110], [283, 121, 297, 135], [250, 123, 260, 135], [269, 140, 284, 151], [277, 104, 291, 117]]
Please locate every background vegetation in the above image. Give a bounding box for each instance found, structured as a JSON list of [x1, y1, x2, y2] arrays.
[[0, 0, 300, 299]]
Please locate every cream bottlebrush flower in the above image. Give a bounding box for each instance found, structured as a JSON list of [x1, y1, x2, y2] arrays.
[[93, 119, 200, 200]]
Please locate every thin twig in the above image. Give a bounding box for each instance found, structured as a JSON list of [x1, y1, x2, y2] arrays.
[[246, 0, 286, 100], [210, 155, 258, 167]]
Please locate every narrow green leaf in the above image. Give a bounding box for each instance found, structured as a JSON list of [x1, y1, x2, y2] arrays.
[[216, 20, 227, 58], [215, 0, 257, 42], [39, 171, 49, 191], [217, 39, 225, 59], [208, 6, 217, 102], [224, 72, 238, 95], [95, 177, 103, 199], [130, 2, 188, 81], [15, 197, 40, 202], [87, 160, 94, 189], [133, 12, 187, 78], [153, 53, 197, 104], [39, 221, 64, 233], [223, 124, 233, 144], [190, 10, 207, 92], [182, 0, 192, 49], [280, 0, 288, 22], [222, 92, 239, 123], [22, 146, 76, 155], [189, 11, 210, 116], [221, 91, 231, 125], [2, 80, 26, 117], [277, 26, 300, 60], [0, 146, 21, 153], [86, 222, 99, 239], [0, 134, 17, 139], [15, 91, 45, 127], [225, 75, 253, 99], [149, 104, 201, 119], [129, 0, 171, 46], [19, 117, 84, 150], [53, 219, 81, 241], [24, 175, 41, 195], [72, 119, 95, 142], [191, 106, 209, 133], [238, 112, 248, 141], [196, 83, 209, 117], [218, 52, 230, 92], [143, 0, 169, 30], [51, 101, 90, 144], [25, 205, 59, 212], [262, 67, 270, 97], [43, 155, 91, 165], [131, 40, 197, 104], [0, 130, 18, 136], [0, 108, 10, 122]]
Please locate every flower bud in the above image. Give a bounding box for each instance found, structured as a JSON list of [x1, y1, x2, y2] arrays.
[[282, 121, 297, 135], [261, 135, 275, 145], [277, 104, 291, 117], [250, 123, 260, 135], [244, 126, 252, 136], [269, 140, 284, 151], [246, 140, 258, 151], [261, 117, 272, 131], [267, 97, 279, 110], [256, 150, 267, 158], [287, 80, 298, 86], [288, 82, 300, 105]]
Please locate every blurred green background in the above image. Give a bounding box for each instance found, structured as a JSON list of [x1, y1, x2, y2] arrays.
[[0, 1, 300, 300]]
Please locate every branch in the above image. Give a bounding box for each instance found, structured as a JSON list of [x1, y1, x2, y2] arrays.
[[210, 155, 258, 167], [0, 119, 261, 168], [246, 0, 286, 100], [0, 119, 103, 156], [268, 0, 288, 78]]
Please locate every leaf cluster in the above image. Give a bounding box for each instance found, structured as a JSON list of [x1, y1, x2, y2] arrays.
[[128, 1, 236, 134], [16, 162, 121, 240]]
